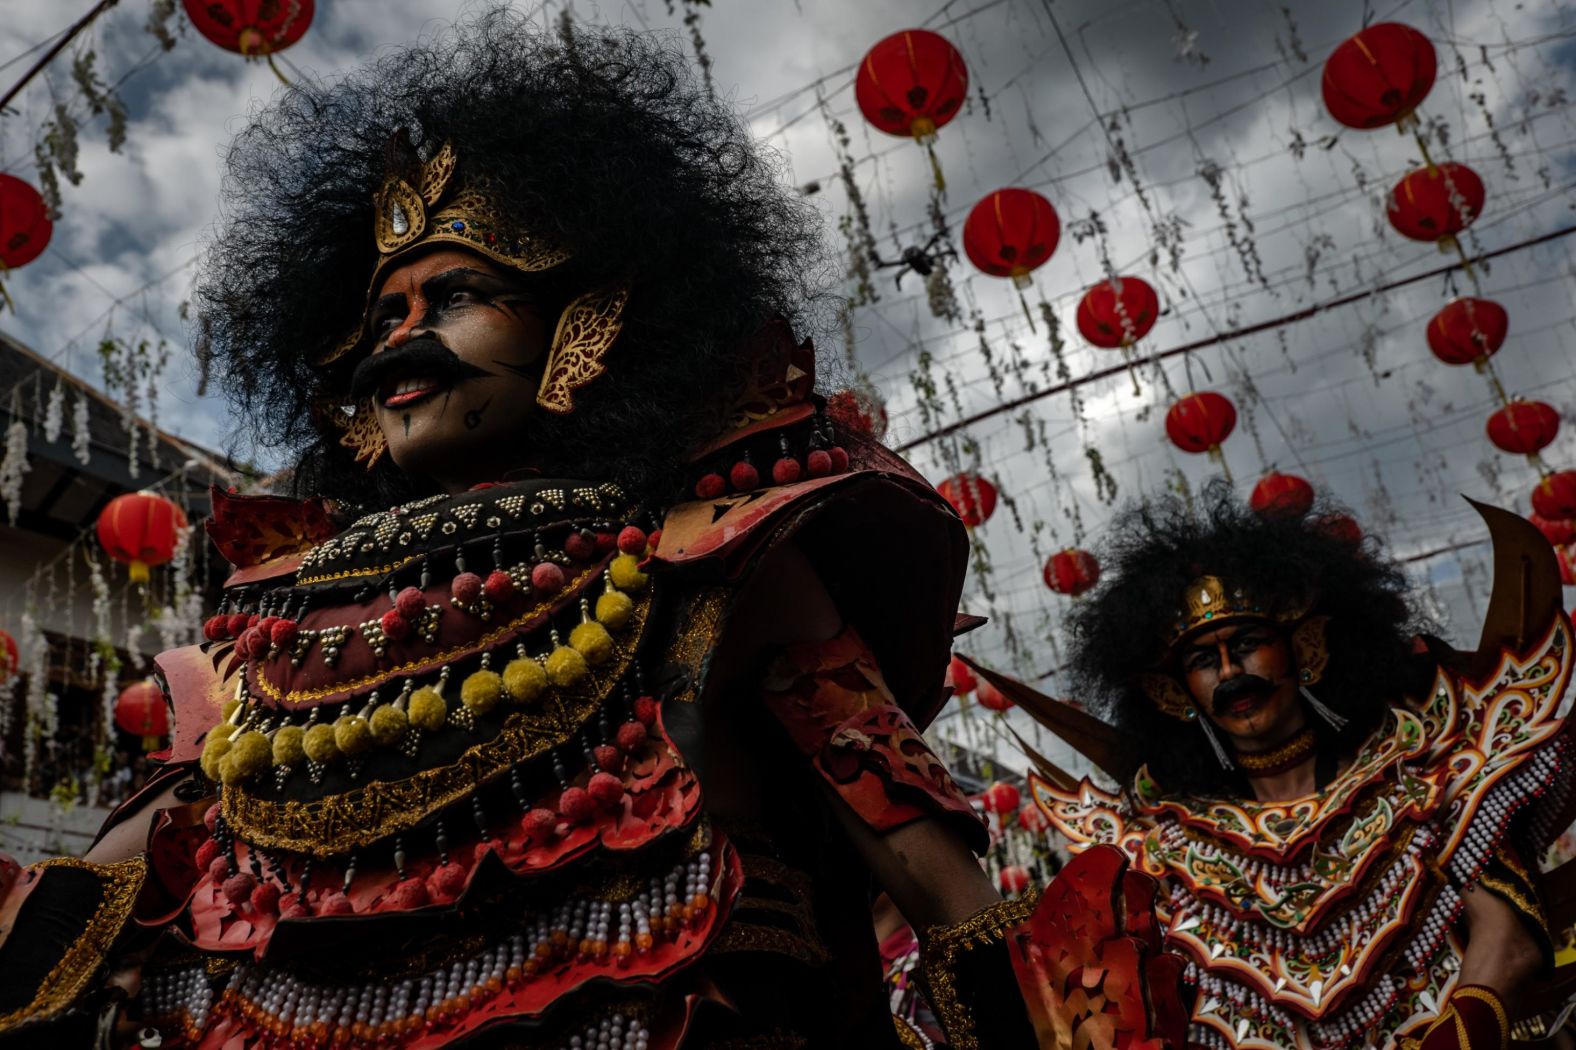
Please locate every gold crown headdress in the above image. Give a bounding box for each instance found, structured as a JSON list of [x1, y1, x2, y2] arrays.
[[316, 134, 627, 419], [1165, 575, 1273, 648]]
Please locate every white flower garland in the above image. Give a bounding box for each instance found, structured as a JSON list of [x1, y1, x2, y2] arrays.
[[42, 379, 64, 443], [0, 419, 30, 525], [71, 390, 91, 465]]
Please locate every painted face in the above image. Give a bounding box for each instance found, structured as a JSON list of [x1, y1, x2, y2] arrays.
[[357, 248, 552, 491], [1178, 622, 1304, 750]]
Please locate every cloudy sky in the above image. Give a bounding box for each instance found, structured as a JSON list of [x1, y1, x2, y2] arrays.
[[1, 0, 1574, 771]]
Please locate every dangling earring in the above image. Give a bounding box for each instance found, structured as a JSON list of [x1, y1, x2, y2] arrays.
[[333, 400, 388, 471], [1290, 614, 1346, 729], [536, 285, 630, 414], [1197, 715, 1234, 770]]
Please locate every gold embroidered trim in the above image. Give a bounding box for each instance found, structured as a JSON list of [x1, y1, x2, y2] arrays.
[[919, 889, 1041, 1050], [256, 560, 609, 706], [894, 1016, 929, 1050], [0, 856, 146, 1032], [1478, 872, 1543, 928], [295, 556, 418, 587], [711, 920, 832, 966], [223, 584, 653, 855], [661, 585, 733, 703]]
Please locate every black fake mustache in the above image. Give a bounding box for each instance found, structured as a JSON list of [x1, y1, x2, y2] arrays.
[[348, 336, 494, 403], [1212, 674, 1275, 709]]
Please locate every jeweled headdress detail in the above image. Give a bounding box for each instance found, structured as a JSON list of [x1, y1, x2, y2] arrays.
[[1166, 575, 1271, 647], [319, 134, 628, 418]]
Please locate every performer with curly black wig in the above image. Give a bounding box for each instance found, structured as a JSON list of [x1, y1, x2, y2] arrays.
[[0, 11, 1187, 1050], [1026, 482, 1576, 1049]]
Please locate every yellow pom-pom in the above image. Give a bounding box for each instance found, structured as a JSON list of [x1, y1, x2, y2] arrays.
[[199, 734, 231, 780], [545, 645, 589, 687], [334, 715, 373, 755], [569, 621, 615, 666], [206, 722, 233, 746], [408, 686, 447, 730], [272, 725, 305, 766], [595, 589, 634, 630], [370, 705, 407, 746], [503, 658, 547, 704], [303, 722, 339, 763], [461, 670, 503, 714], [221, 698, 241, 722], [609, 554, 648, 592], [225, 730, 271, 781]]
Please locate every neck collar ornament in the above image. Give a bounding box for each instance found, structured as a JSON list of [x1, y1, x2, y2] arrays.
[[1233, 726, 1317, 777]]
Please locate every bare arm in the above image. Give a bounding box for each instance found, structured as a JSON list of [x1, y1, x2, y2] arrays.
[[1457, 880, 1543, 1016]]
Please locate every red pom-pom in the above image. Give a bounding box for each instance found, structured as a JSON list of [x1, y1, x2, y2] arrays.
[[194, 839, 220, 871], [320, 891, 355, 916], [241, 625, 269, 659], [616, 720, 648, 752], [429, 863, 468, 901], [389, 879, 431, 910], [558, 786, 595, 824], [279, 893, 307, 919], [203, 616, 228, 642], [695, 472, 727, 499], [531, 562, 566, 593], [772, 458, 802, 485], [380, 609, 411, 641], [632, 696, 658, 726], [225, 613, 249, 639], [270, 618, 298, 649], [522, 808, 558, 841], [806, 449, 833, 478], [483, 570, 515, 602], [593, 744, 625, 773], [564, 531, 597, 562], [222, 872, 256, 905], [204, 803, 221, 831], [729, 461, 760, 492], [646, 529, 662, 552], [828, 447, 850, 472], [257, 616, 280, 638], [594, 531, 618, 554], [587, 772, 625, 807], [208, 855, 231, 883], [250, 881, 281, 914], [451, 572, 483, 604], [617, 526, 647, 555], [246, 613, 260, 628], [394, 586, 426, 619]]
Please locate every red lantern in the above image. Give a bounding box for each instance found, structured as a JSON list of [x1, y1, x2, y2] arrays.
[[1043, 549, 1099, 597], [946, 655, 977, 697], [983, 781, 1020, 814], [1321, 23, 1436, 130], [977, 680, 1013, 712], [855, 29, 967, 142], [1532, 472, 1576, 521], [825, 388, 888, 441], [1316, 513, 1364, 547], [0, 629, 17, 684], [1486, 401, 1558, 457], [962, 189, 1060, 288], [998, 864, 1031, 896], [1017, 802, 1049, 834], [1530, 514, 1576, 547], [1386, 163, 1485, 245], [1427, 297, 1508, 367], [114, 680, 169, 749], [0, 174, 52, 270], [1559, 546, 1576, 588], [1075, 276, 1160, 348], [1165, 393, 1237, 455], [183, 0, 314, 55], [1250, 472, 1315, 519], [96, 491, 189, 583], [936, 473, 997, 528]]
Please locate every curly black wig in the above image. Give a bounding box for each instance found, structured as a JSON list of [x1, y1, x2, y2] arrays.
[[1067, 481, 1439, 798], [195, 8, 831, 512]]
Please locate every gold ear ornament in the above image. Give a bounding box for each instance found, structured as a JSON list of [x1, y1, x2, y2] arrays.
[[1292, 615, 1331, 686], [1139, 672, 1197, 722], [331, 400, 388, 472], [536, 285, 630, 415]]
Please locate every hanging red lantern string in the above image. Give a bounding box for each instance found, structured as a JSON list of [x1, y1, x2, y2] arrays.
[[1017, 802, 1049, 834], [1042, 548, 1100, 597], [936, 472, 998, 528], [183, 0, 315, 85], [1250, 472, 1316, 519], [1315, 513, 1364, 547], [1426, 296, 1510, 404], [1486, 400, 1558, 470], [1559, 546, 1576, 588], [855, 28, 968, 192], [1387, 162, 1486, 277], [962, 188, 1060, 329], [1322, 22, 1439, 168], [0, 174, 53, 313], [945, 654, 978, 698], [976, 680, 1013, 712], [1532, 472, 1576, 521], [114, 679, 170, 751], [982, 781, 1020, 815], [1165, 392, 1237, 479], [998, 864, 1030, 896], [1076, 275, 1161, 395], [96, 491, 189, 584], [1529, 514, 1576, 548], [0, 628, 17, 684]]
